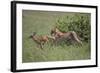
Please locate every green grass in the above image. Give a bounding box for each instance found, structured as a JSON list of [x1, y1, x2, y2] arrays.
[[22, 10, 91, 63]]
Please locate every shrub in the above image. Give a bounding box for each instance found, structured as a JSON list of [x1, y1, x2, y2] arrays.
[[56, 13, 91, 42]]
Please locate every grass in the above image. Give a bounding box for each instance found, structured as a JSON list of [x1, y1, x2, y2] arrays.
[[22, 10, 91, 63]]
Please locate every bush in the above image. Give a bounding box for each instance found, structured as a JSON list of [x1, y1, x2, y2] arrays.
[[56, 13, 91, 42]]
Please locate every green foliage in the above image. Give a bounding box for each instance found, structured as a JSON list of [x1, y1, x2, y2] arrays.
[[56, 13, 91, 42]]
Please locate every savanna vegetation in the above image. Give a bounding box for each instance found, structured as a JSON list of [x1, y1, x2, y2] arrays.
[[22, 10, 91, 63]]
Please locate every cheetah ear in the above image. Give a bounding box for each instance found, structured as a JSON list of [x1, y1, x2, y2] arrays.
[[55, 26, 58, 29], [55, 26, 57, 28]]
